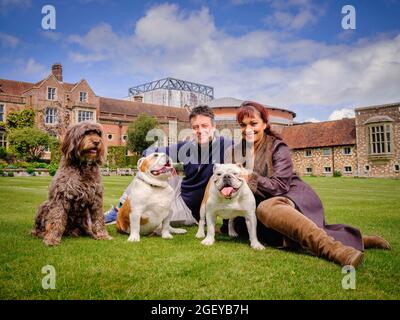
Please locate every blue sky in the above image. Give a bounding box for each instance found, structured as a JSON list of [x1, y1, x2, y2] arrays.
[[1, 0, 399, 122]]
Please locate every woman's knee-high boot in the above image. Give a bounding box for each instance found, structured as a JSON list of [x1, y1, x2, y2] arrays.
[[256, 197, 364, 267]]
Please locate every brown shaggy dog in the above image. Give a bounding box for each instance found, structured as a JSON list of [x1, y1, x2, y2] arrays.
[[32, 122, 112, 246]]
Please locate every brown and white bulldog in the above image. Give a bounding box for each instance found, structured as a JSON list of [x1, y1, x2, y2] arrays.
[[196, 163, 265, 250], [116, 152, 186, 241]]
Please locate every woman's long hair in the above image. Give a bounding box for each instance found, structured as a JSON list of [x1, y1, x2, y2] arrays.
[[236, 100, 282, 140]]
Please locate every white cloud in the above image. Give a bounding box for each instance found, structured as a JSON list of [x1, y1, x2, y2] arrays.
[[0, 32, 19, 48], [303, 117, 320, 123], [40, 31, 62, 42], [263, 0, 326, 31], [66, 4, 400, 120], [23, 58, 47, 76], [328, 108, 355, 120]]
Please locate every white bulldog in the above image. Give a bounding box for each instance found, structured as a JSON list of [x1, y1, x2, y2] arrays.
[[116, 152, 186, 242], [196, 163, 265, 250]]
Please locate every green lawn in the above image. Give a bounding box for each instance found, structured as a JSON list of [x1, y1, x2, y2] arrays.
[[0, 176, 399, 300]]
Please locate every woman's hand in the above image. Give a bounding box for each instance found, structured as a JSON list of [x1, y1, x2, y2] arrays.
[[239, 168, 252, 182]]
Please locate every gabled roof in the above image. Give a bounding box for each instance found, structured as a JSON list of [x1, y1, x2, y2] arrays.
[[0, 76, 78, 96], [99, 97, 190, 122], [281, 118, 356, 149]]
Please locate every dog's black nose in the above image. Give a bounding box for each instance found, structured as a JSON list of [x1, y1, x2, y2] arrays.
[[223, 175, 231, 183], [93, 140, 100, 146]]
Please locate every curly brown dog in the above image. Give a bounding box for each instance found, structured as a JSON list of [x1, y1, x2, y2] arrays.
[[32, 122, 112, 246]]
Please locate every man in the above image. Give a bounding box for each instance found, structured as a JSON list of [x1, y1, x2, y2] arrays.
[[104, 105, 232, 224]]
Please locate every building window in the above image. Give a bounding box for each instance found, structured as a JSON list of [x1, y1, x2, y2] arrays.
[[323, 167, 332, 173], [77, 110, 94, 122], [0, 131, 6, 147], [45, 107, 58, 124], [80, 92, 88, 102], [305, 167, 312, 174], [304, 150, 312, 157], [47, 87, 56, 100], [0, 104, 4, 122], [368, 124, 392, 154], [364, 165, 370, 172], [344, 166, 352, 173], [107, 134, 113, 141], [395, 164, 400, 172], [343, 147, 352, 155], [322, 148, 331, 156]]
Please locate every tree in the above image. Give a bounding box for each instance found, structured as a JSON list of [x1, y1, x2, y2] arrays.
[[8, 128, 56, 162], [6, 109, 35, 130], [127, 113, 159, 155]]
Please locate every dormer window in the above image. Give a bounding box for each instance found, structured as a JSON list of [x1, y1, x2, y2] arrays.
[[47, 87, 56, 100], [80, 92, 88, 102]]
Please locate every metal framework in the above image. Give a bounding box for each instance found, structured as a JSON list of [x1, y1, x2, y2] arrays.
[[128, 77, 214, 99]]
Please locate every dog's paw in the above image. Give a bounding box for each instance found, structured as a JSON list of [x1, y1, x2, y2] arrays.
[[43, 237, 61, 246], [94, 233, 113, 240], [228, 230, 239, 238], [195, 230, 205, 239], [169, 227, 187, 234], [251, 241, 265, 250], [162, 231, 174, 239], [127, 234, 140, 242], [201, 237, 215, 246]]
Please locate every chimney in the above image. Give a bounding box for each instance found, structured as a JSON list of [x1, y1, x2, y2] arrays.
[[133, 95, 143, 102], [52, 63, 63, 82]]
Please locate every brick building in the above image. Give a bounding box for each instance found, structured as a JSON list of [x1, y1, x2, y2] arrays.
[[1, 63, 398, 178], [0, 63, 190, 155], [281, 118, 358, 177], [281, 104, 400, 178]]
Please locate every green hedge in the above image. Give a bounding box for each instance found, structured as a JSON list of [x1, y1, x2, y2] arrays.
[[107, 146, 126, 167], [106, 146, 142, 168]]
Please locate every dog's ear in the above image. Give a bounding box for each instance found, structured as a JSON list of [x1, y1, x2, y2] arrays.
[[61, 125, 78, 164], [235, 162, 244, 169], [137, 157, 147, 172], [96, 139, 105, 165], [213, 163, 220, 173]]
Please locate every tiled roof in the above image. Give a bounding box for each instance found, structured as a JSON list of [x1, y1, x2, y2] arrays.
[[281, 118, 356, 149], [99, 97, 190, 122], [0, 79, 34, 95]]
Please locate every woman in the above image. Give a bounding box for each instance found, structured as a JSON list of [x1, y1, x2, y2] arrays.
[[224, 101, 390, 267]]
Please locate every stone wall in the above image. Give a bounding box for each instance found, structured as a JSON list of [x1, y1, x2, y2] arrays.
[[290, 145, 357, 177]]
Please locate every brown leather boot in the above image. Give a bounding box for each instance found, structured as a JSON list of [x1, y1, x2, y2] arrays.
[[256, 197, 364, 267], [363, 235, 391, 250]]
